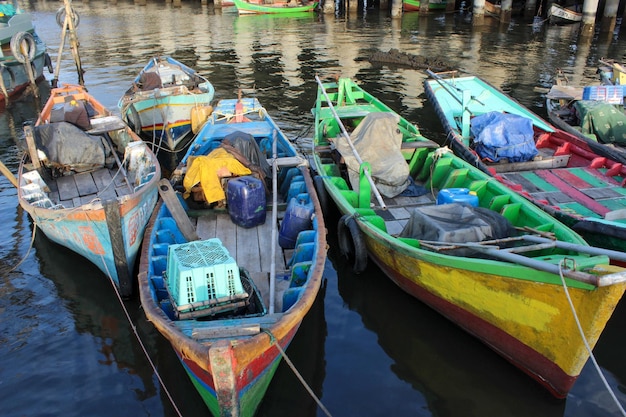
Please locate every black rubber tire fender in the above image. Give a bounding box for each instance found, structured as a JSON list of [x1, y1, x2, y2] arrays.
[[127, 103, 143, 135], [337, 214, 368, 274], [56, 7, 80, 29], [10, 32, 36, 64]]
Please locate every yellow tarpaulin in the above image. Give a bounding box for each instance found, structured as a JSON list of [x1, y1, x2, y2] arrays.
[[183, 148, 252, 204]]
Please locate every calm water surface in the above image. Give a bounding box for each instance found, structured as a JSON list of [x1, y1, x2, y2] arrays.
[[2, 2, 626, 416]]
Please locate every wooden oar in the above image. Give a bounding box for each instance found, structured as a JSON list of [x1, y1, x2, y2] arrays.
[[157, 178, 199, 242], [314, 75, 386, 210], [0, 159, 18, 188]]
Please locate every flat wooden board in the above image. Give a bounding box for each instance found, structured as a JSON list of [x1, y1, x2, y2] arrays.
[[56, 175, 80, 201], [74, 172, 98, 196]]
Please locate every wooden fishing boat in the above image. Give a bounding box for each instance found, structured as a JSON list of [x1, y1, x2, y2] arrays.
[[424, 71, 626, 254], [0, 1, 53, 107], [17, 84, 160, 297], [233, 0, 318, 14], [598, 58, 626, 86], [545, 70, 626, 164], [118, 56, 215, 155], [312, 75, 626, 398], [402, 0, 447, 12], [548, 3, 582, 24], [138, 95, 327, 416]]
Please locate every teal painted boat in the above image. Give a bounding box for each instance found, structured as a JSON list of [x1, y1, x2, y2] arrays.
[[138, 96, 327, 416], [17, 84, 160, 297], [234, 0, 318, 14], [311, 75, 626, 398], [0, 1, 52, 108], [424, 71, 626, 255], [118, 56, 215, 154]]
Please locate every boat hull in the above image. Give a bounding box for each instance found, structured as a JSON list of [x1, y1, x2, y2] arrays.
[[423, 74, 626, 256], [19, 183, 158, 292], [0, 12, 51, 108], [361, 227, 623, 397], [548, 4, 582, 24], [139, 96, 327, 416], [233, 0, 318, 14], [313, 76, 626, 398], [125, 93, 212, 152], [119, 56, 215, 153], [402, 0, 447, 12], [18, 84, 161, 297]]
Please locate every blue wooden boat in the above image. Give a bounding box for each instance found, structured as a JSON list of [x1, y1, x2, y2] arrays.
[[0, 1, 52, 108], [118, 56, 215, 154], [138, 95, 327, 416], [17, 84, 160, 297], [424, 71, 626, 254]]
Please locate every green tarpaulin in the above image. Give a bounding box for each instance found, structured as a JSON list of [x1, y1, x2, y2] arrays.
[[574, 100, 626, 146]]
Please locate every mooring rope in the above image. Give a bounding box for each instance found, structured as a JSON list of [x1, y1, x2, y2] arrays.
[[99, 254, 184, 417], [4, 222, 37, 274], [262, 328, 333, 417], [558, 260, 626, 416]]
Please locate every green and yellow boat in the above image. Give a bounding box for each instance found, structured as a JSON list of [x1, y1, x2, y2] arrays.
[[311, 76, 626, 398]]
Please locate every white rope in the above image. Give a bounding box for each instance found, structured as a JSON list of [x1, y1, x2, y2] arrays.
[[99, 254, 184, 417], [263, 329, 333, 417], [2, 222, 37, 274], [558, 260, 626, 415]]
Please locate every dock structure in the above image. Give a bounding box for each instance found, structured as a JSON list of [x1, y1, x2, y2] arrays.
[[315, 0, 626, 34]]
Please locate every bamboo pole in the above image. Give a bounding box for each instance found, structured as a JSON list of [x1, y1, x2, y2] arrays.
[[314, 75, 387, 210]]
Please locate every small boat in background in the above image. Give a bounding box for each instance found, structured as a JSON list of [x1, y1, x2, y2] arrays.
[[548, 3, 582, 24], [312, 75, 626, 398], [118, 56, 215, 155], [402, 0, 447, 12], [598, 58, 626, 86], [424, 71, 626, 254], [545, 69, 626, 164], [0, 0, 52, 107], [138, 95, 327, 416], [17, 84, 160, 297], [233, 0, 318, 14]]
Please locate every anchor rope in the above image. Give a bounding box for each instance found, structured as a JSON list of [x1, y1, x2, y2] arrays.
[[558, 260, 626, 416], [262, 328, 333, 417], [99, 254, 184, 417]]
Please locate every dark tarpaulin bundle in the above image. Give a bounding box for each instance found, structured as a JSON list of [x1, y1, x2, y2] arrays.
[[34, 122, 109, 174], [470, 112, 538, 163]]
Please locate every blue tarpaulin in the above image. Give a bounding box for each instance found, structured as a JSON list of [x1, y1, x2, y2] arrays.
[[470, 112, 538, 163]]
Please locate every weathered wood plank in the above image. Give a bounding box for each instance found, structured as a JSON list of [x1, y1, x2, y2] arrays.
[[217, 213, 237, 258], [56, 175, 80, 200], [91, 168, 114, 190], [74, 172, 98, 196], [196, 212, 218, 240], [237, 224, 261, 272]]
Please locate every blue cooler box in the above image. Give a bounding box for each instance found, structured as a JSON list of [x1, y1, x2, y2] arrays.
[[227, 176, 266, 228]]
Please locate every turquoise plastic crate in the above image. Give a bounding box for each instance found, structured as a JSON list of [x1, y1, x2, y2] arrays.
[[165, 238, 244, 313]]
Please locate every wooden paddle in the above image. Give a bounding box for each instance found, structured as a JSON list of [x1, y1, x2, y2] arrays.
[[0, 160, 18, 188]]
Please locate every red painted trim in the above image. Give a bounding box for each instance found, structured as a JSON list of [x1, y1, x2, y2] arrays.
[[535, 170, 610, 216]]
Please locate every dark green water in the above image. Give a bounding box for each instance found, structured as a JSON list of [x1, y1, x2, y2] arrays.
[[1, 1, 626, 416]]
